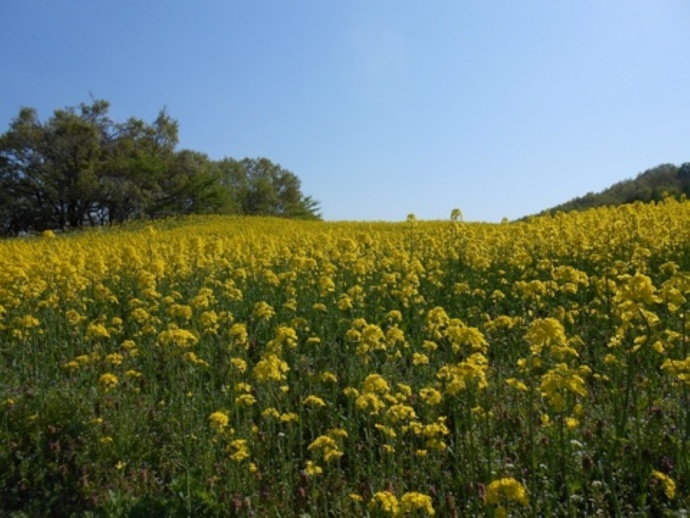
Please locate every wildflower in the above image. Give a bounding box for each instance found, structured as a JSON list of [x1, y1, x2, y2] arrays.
[[199, 310, 218, 329], [652, 470, 676, 499], [304, 460, 322, 476], [253, 354, 290, 382], [252, 301, 275, 321], [130, 307, 150, 323], [419, 387, 443, 406], [228, 439, 249, 462], [261, 407, 280, 419], [525, 317, 567, 355], [303, 395, 327, 407], [661, 356, 690, 385], [385, 403, 417, 423], [355, 393, 386, 415], [375, 423, 397, 439], [369, 491, 400, 515], [169, 304, 193, 320], [539, 363, 590, 412], [505, 378, 528, 391], [65, 309, 86, 326], [565, 417, 579, 429], [320, 371, 338, 383], [484, 477, 529, 512], [267, 325, 298, 352], [423, 340, 439, 351], [98, 373, 118, 392], [86, 322, 110, 340], [279, 412, 299, 423], [229, 323, 248, 346], [362, 373, 390, 394], [308, 435, 343, 462], [400, 492, 435, 516], [157, 328, 198, 348], [230, 357, 247, 372], [437, 353, 489, 395], [413, 352, 429, 365], [208, 411, 230, 431], [105, 353, 124, 366], [235, 394, 256, 406]]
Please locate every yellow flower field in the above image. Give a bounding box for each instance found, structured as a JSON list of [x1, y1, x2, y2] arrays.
[[2, 200, 690, 515]]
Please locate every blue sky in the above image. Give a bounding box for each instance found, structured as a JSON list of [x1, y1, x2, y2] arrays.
[[2, 1, 689, 222]]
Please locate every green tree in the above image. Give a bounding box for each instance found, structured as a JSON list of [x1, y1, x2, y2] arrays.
[[0, 100, 321, 235]]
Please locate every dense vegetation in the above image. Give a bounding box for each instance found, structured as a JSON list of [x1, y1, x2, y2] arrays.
[[1, 202, 690, 515], [542, 162, 690, 215], [0, 100, 320, 236]]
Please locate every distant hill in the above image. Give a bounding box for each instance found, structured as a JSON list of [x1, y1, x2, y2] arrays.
[[540, 162, 690, 215]]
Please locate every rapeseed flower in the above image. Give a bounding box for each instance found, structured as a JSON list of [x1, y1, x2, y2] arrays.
[[400, 492, 435, 516], [484, 477, 529, 514], [98, 373, 118, 392], [651, 470, 676, 499], [369, 491, 400, 515], [208, 411, 230, 431]]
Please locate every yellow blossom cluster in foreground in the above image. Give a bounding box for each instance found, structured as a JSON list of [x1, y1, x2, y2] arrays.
[[2, 200, 690, 515]]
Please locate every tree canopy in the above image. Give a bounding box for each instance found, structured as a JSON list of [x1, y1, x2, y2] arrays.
[[540, 162, 690, 216], [0, 99, 321, 235]]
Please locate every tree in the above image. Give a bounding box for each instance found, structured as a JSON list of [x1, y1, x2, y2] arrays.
[[218, 157, 321, 219], [0, 100, 321, 235]]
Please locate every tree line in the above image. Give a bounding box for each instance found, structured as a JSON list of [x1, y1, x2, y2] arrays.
[[541, 162, 690, 216], [0, 99, 321, 236]]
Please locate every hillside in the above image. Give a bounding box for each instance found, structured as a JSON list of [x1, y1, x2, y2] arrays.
[[541, 162, 690, 215]]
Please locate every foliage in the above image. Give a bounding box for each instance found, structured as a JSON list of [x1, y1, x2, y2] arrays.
[[0, 100, 320, 235], [2, 200, 690, 515], [542, 162, 690, 215]]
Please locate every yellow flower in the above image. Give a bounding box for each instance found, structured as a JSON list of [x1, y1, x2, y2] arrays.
[[308, 435, 343, 462], [98, 373, 118, 392], [252, 301, 275, 321], [157, 328, 198, 348], [419, 387, 443, 406], [86, 322, 110, 340], [505, 378, 528, 391], [230, 357, 247, 373], [369, 491, 399, 515], [539, 363, 589, 412], [303, 395, 327, 407], [279, 412, 299, 423], [261, 407, 280, 419], [253, 354, 290, 382], [105, 353, 124, 366], [385, 403, 416, 423], [229, 323, 248, 346], [208, 411, 229, 430], [652, 470, 676, 499], [400, 492, 435, 516], [362, 373, 390, 394], [228, 439, 249, 462], [235, 382, 252, 392], [484, 477, 529, 507], [304, 460, 322, 476], [235, 394, 256, 406], [169, 304, 193, 320], [319, 371, 338, 383], [413, 352, 429, 365]]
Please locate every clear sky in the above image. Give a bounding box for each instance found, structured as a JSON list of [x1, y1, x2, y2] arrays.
[[2, 1, 689, 222]]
